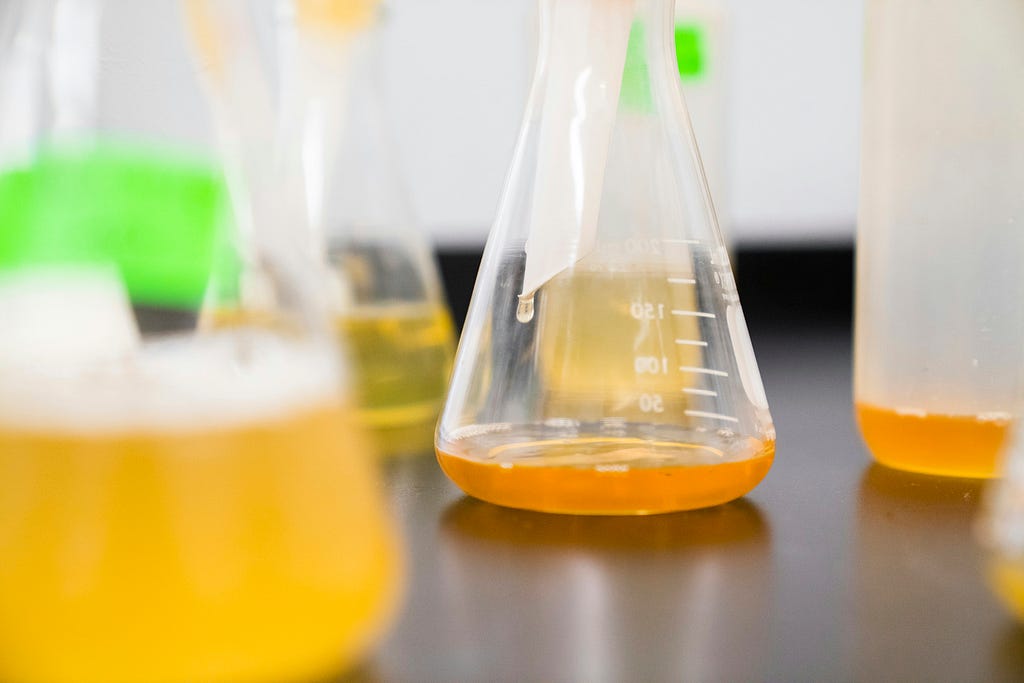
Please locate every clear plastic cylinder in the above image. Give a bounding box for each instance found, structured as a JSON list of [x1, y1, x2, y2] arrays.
[[854, 0, 1024, 478]]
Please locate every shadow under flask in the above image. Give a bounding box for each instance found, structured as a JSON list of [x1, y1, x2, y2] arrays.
[[435, 0, 775, 515]]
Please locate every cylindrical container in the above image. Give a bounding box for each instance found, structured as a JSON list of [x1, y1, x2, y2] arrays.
[[854, 0, 1024, 478]]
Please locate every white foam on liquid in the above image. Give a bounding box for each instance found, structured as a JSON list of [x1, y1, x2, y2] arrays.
[[0, 268, 341, 433]]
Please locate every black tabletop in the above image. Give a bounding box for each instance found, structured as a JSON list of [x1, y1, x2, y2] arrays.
[[360, 326, 1024, 683]]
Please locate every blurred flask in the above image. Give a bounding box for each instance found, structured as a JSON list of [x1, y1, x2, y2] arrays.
[[202, 0, 456, 457], [323, 4, 456, 456], [0, 1, 402, 682], [854, 0, 1024, 478]]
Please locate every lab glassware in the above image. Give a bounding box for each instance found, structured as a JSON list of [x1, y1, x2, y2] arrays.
[[436, 0, 774, 515], [854, 0, 1024, 478]]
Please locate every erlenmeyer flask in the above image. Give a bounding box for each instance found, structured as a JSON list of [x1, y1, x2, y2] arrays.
[[322, 8, 456, 455], [200, 0, 455, 456], [436, 0, 774, 515], [0, 2, 401, 682]]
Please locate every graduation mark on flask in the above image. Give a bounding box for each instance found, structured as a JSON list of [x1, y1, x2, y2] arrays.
[[685, 410, 740, 424], [679, 366, 729, 377], [683, 388, 719, 397]]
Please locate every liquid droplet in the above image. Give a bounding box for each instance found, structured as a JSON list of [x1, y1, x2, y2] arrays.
[[516, 295, 535, 323]]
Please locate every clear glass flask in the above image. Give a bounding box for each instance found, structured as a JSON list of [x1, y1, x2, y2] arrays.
[[321, 7, 457, 456], [0, 2, 401, 682], [201, 0, 455, 456], [436, 0, 774, 515], [854, 0, 1024, 478]]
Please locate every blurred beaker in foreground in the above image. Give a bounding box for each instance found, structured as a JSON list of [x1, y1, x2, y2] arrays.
[[854, 0, 1024, 478], [0, 2, 402, 682]]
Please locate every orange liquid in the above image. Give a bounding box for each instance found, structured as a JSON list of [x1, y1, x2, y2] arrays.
[[0, 404, 401, 683], [855, 402, 1011, 478], [437, 438, 774, 515]]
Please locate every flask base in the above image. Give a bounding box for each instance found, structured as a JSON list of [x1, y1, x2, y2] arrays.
[[436, 429, 773, 515]]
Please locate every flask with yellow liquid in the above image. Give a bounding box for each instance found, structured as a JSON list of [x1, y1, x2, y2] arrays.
[[323, 14, 456, 456], [854, 0, 1024, 478], [0, 2, 401, 682], [436, 0, 775, 515], [197, 0, 455, 456]]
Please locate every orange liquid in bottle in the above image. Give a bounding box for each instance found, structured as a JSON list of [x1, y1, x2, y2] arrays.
[[855, 402, 1011, 478], [0, 404, 401, 683], [437, 436, 774, 515]]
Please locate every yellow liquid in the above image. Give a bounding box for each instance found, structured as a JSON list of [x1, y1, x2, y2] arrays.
[[438, 436, 774, 515], [295, 0, 379, 31], [338, 303, 455, 454], [988, 557, 1024, 620], [855, 402, 1011, 478], [204, 303, 455, 455], [0, 404, 401, 683], [538, 269, 703, 421]]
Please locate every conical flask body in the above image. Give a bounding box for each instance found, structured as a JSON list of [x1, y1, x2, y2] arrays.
[[437, 0, 774, 515]]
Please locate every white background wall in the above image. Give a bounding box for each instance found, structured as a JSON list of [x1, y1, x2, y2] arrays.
[[379, 0, 864, 247]]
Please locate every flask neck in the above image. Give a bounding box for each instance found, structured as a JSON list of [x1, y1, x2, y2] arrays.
[[628, 0, 678, 68], [536, 0, 681, 111]]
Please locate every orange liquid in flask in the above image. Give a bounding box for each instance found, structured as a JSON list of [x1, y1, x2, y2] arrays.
[[855, 402, 1011, 478], [438, 437, 774, 515], [438, 269, 774, 515]]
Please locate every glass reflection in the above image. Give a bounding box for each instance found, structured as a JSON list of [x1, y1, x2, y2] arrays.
[[429, 497, 772, 681], [855, 464, 1012, 680]]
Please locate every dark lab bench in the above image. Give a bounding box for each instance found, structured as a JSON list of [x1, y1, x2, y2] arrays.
[[353, 323, 1024, 682]]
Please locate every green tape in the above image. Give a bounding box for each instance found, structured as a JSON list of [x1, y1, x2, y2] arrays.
[[620, 21, 709, 112], [0, 143, 228, 309], [675, 24, 707, 80]]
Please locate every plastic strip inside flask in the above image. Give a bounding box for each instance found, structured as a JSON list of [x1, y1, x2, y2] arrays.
[[517, 0, 634, 323]]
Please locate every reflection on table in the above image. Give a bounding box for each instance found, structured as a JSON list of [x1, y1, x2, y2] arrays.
[[429, 495, 771, 682], [855, 464, 1022, 681]]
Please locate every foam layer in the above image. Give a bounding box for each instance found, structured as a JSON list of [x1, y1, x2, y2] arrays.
[[0, 267, 139, 368], [0, 331, 341, 434]]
